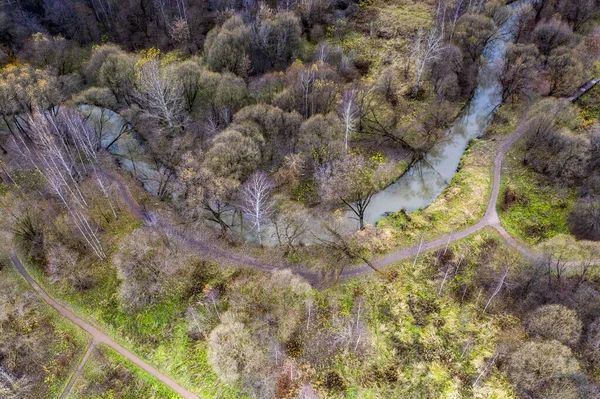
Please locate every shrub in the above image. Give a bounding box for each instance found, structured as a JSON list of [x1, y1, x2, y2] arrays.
[[506, 340, 579, 394], [568, 198, 600, 241], [526, 304, 582, 346]]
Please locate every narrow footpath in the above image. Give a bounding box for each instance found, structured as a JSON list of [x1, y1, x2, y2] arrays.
[[11, 78, 598, 398], [10, 254, 200, 399]]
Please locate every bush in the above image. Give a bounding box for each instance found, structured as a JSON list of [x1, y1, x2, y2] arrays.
[[568, 198, 600, 241], [73, 87, 118, 109], [506, 340, 579, 394], [526, 304, 582, 346], [584, 317, 600, 367], [207, 311, 267, 385], [114, 228, 187, 311]]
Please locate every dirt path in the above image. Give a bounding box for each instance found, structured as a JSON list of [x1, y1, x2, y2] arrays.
[[60, 342, 96, 399], [10, 254, 199, 399], [11, 81, 597, 399], [99, 109, 576, 282]]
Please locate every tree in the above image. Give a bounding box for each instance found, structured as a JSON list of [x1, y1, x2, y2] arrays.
[[169, 17, 191, 45], [203, 125, 264, 183], [208, 312, 267, 385], [204, 15, 253, 75], [533, 18, 576, 56], [0, 64, 59, 121], [83, 44, 122, 85], [523, 99, 589, 184], [233, 103, 303, 162], [21, 33, 84, 76], [506, 340, 579, 395], [511, 3, 536, 43], [174, 59, 203, 113], [453, 13, 498, 64], [98, 51, 136, 105], [430, 45, 463, 100], [114, 227, 184, 311], [239, 171, 275, 246], [134, 52, 185, 130], [14, 110, 108, 259], [499, 43, 540, 102], [297, 113, 343, 165], [568, 199, 600, 241], [177, 151, 238, 233], [584, 316, 600, 368], [411, 24, 446, 97], [338, 89, 358, 150], [316, 153, 385, 230], [546, 47, 583, 97], [74, 87, 118, 109], [251, 10, 302, 74], [526, 304, 582, 346]]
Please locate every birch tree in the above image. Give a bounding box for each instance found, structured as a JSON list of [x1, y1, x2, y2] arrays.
[[412, 24, 446, 97], [339, 89, 358, 150], [14, 111, 107, 259], [240, 171, 275, 246], [135, 56, 185, 130]]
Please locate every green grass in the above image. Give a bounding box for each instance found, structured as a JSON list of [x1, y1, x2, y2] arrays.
[[21, 254, 241, 398], [325, 228, 519, 398], [68, 344, 180, 399], [0, 257, 90, 399], [498, 144, 576, 245], [376, 105, 522, 249]]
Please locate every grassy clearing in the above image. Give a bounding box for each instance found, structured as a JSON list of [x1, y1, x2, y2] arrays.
[[21, 253, 243, 399], [331, 0, 434, 81], [68, 344, 180, 399], [376, 105, 521, 248], [0, 255, 90, 399], [498, 143, 576, 246], [326, 227, 519, 398]]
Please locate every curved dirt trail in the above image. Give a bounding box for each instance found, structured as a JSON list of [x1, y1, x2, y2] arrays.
[[11, 80, 598, 399], [10, 254, 200, 399], [99, 111, 576, 281]]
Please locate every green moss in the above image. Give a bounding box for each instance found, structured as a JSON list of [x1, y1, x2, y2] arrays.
[[68, 344, 180, 398]]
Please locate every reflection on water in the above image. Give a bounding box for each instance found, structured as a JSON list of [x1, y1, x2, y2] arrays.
[[80, 105, 166, 196], [80, 1, 523, 244], [363, 9, 516, 226]]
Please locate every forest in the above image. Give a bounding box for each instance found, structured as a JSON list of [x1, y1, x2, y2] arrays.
[[1, 0, 600, 398]]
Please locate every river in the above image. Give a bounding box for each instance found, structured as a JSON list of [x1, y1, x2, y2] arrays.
[[82, 1, 521, 244]]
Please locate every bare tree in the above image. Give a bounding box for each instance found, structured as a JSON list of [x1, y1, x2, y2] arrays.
[[483, 265, 511, 313], [135, 59, 185, 130], [14, 111, 107, 259], [316, 224, 383, 277], [272, 209, 307, 256], [339, 89, 358, 150], [316, 153, 384, 230], [240, 172, 275, 246], [412, 24, 446, 97]]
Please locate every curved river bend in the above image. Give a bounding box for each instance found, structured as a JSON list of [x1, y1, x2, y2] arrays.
[[83, 1, 521, 242], [363, 7, 519, 225]]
